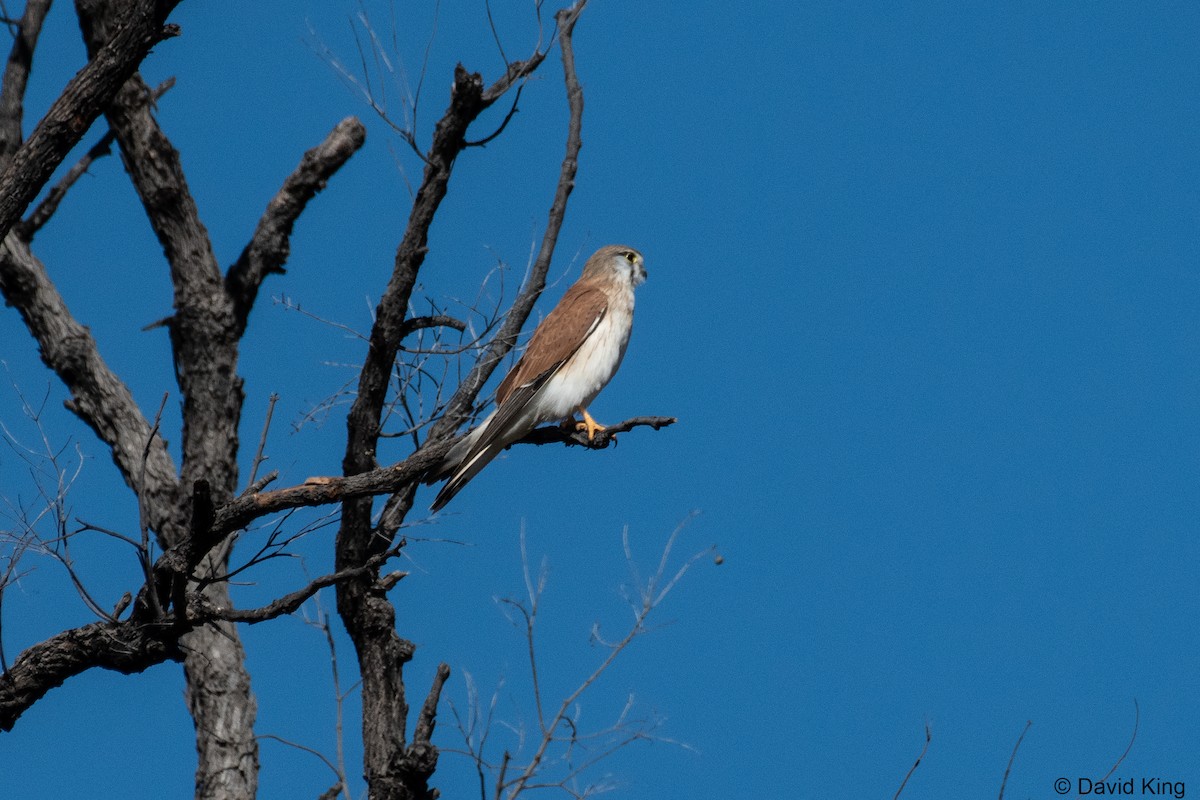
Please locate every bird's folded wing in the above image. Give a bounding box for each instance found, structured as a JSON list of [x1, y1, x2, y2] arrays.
[[468, 304, 605, 461], [495, 286, 610, 406]]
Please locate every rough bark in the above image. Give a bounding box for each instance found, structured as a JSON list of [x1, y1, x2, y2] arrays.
[[74, 3, 257, 794], [0, 0, 181, 242], [0, 106, 369, 750], [0, 620, 183, 731], [0, 0, 52, 163], [0, 4, 362, 797]]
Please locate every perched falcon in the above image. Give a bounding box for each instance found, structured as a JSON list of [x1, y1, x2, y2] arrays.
[[430, 244, 648, 511]]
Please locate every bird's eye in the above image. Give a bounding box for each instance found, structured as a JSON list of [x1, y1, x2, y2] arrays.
[[622, 251, 637, 263]]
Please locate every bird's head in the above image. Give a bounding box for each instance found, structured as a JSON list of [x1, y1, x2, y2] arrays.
[[582, 244, 647, 288]]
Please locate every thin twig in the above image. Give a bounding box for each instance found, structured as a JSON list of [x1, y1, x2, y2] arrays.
[[465, 84, 526, 148], [246, 393, 279, 489], [321, 611, 352, 800], [195, 544, 403, 624], [998, 720, 1031, 800], [503, 516, 705, 798], [137, 393, 169, 620], [259, 734, 344, 784], [1097, 699, 1139, 782], [75, 519, 144, 551], [893, 723, 932, 800], [303, 602, 353, 800], [483, 0, 508, 69]]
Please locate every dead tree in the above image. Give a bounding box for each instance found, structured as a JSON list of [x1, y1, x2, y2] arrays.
[[0, 2, 672, 799]]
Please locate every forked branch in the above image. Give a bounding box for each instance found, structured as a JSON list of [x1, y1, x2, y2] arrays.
[[0, 0, 181, 242]]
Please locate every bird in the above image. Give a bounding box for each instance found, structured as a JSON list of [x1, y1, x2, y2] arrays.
[[430, 244, 647, 511]]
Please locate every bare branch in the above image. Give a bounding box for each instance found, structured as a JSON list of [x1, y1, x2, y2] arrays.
[[74, 7, 277, 789], [75, 13, 221, 326], [483, 0, 509, 71], [0, 0, 181, 243], [0, 233, 183, 542], [136, 392, 169, 619], [332, 19, 581, 795], [342, 63, 501, 483], [399, 314, 467, 338], [0, 0, 52, 166], [1097, 699, 1139, 782], [226, 117, 367, 335], [502, 516, 702, 799], [221, 441, 448, 538], [305, 604, 353, 800], [196, 545, 402, 625], [74, 519, 143, 551], [0, 618, 182, 732], [246, 393, 280, 490], [17, 76, 175, 240], [371, 0, 592, 549], [242, 469, 280, 498], [259, 734, 344, 787], [76, 1, 243, 510], [464, 83, 526, 148], [211, 413, 669, 540], [893, 723, 932, 800], [997, 720, 1031, 800], [318, 782, 346, 800], [414, 662, 451, 745], [514, 415, 677, 449]]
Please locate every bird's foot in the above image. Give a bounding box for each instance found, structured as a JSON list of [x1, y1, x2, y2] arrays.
[[574, 408, 607, 442]]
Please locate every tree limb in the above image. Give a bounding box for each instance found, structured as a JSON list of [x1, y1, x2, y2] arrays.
[[0, 535, 409, 733], [0, 0, 180, 243], [0, 232, 184, 541], [192, 545, 404, 625], [226, 116, 367, 336], [210, 415, 669, 540], [16, 76, 176, 241], [0, 618, 183, 732], [374, 0, 590, 543], [512, 415, 676, 448], [76, 5, 260, 796], [0, 0, 52, 166]]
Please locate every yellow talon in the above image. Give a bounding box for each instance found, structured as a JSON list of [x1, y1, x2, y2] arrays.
[[574, 407, 607, 441]]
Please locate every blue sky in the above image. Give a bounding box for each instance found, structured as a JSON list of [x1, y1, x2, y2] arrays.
[[2, 2, 1199, 797]]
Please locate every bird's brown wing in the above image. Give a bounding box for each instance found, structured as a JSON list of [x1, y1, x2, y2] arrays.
[[495, 285, 610, 406], [470, 290, 607, 459]]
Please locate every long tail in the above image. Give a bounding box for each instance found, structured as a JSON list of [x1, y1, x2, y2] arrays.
[[429, 374, 551, 510], [431, 438, 504, 511]]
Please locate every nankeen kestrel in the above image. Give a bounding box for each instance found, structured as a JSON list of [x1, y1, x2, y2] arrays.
[[430, 245, 648, 511]]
